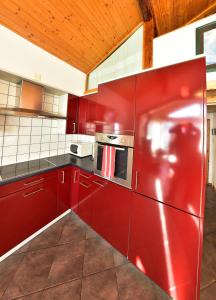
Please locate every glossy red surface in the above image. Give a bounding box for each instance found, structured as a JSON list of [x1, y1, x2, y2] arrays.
[[66, 94, 79, 134], [79, 93, 97, 135], [58, 166, 72, 215], [77, 177, 95, 224], [97, 76, 136, 135], [91, 179, 131, 256], [0, 175, 58, 256], [70, 167, 80, 212], [128, 193, 202, 300], [133, 58, 206, 217]]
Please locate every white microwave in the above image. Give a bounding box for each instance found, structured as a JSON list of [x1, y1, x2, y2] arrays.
[[69, 141, 93, 158]]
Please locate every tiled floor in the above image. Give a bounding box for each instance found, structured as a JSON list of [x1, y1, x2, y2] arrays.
[[1, 186, 215, 300], [0, 213, 170, 300], [200, 185, 216, 300]]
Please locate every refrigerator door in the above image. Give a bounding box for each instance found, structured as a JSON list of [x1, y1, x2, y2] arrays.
[[128, 192, 203, 300], [133, 58, 206, 217]]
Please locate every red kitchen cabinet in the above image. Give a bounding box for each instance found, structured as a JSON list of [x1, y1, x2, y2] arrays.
[[128, 193, 202, 300], [70, 167, 80, 212], [97, 75, 136, 135], [0, 174, 58, 256], [79, 93, 97, 135], [66, 94, 79, 134], [77, 177, 95, 225], [133, 58, 206, 217], [91, 179, 131, 256], [58, 166, 72, 215]]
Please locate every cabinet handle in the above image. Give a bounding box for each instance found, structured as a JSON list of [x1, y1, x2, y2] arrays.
[[61, 170, 65, 184], [73, 170, 78, 183], [93, 180, 104, 187], [135, 171, 139, 190], [80, 173, 91, 179], [24, 188, 43, 198], [73, 122, 76, 133], [80, 182, 90, 189], [24, 178, 44, 186]]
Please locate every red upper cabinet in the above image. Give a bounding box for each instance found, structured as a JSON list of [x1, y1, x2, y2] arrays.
[[128, 192, 202, 300], [97, 76, 136, 135], [79, 93, 98, 135], [66, 94, 79, 134], [133, 58, 206, 217]]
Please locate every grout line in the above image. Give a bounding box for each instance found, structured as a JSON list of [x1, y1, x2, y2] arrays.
[[200, 280, 216, 291]]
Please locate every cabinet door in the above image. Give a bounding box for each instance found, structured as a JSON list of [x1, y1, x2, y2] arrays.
[[78, 93, 97, 135], [66, 94, 79, 134], [97, 76, 135, 135], [91, 178, 131, 256], [70, 167, 80, 212], [0, 177, 58, 256], [58, 166, 72, 215], [77, 178, 95, 225], [128, 193, 202, 300], [133, 58, 206, 217]]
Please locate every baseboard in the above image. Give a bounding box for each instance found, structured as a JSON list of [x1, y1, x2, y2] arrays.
[[0, 209, 71, 263]]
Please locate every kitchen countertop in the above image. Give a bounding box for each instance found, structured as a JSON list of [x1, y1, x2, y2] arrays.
[[0, 154, 94, 186]]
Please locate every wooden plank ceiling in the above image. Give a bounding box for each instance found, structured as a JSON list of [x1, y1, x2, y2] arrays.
[[0, 0, 142, 73], [0, 0, 215, 74]]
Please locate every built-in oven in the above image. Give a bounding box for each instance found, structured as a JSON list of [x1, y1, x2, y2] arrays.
[[94, 132, 134, 188]]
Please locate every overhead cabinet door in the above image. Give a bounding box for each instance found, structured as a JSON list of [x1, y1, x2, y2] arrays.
[[133, 58, 206, 217]]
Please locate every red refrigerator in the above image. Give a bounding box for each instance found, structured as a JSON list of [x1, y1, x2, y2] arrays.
[[129, 58, 206, 300]]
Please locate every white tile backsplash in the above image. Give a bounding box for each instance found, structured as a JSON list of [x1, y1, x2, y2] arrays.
[[0, 78, 95, 166], [0, 83, 9, 94]]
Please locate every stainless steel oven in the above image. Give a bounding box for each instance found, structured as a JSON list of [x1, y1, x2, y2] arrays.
[[94, 132, 134, 188]]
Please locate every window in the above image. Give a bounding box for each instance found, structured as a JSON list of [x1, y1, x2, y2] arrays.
[[196, 21, 216, 72]]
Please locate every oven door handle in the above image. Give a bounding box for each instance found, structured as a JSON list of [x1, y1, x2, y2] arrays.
[[99, 144, 125, 151]]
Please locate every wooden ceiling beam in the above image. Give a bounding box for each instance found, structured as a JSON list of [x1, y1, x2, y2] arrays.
[[142, 18, 154, 69], [138, 0, 152, 21], [138, 0, 158, 36]]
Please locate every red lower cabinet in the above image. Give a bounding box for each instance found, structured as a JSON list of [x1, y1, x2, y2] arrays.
[[128, 192, 202, 300], [58, 166, 72, 215], [0, 173, 58, 256], [77, 177, 95, 224], [91, 179, 131, 256]]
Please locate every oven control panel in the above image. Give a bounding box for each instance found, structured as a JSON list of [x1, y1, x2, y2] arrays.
[[95, 132, 134, 147]]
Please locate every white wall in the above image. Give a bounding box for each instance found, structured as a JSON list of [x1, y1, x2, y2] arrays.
[[88, 25, 143, 89], [153, 13, 216, 70], [0, 25, 86, 96]]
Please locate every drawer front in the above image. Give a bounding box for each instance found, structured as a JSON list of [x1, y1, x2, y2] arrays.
[[79, 170, 93, 180], [0, 169, 58, 198]]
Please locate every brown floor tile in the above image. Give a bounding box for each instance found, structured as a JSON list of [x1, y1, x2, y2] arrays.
[[201, 234, 216, 288], [16, 291, 43, 299], [59, 219, 86, 243], [15, 218, 65, 255], [42, 280, 82, 300], [2, 247, 56, 299], [116, 263, 170, 300], [201, 282, 216, 300], [85, 227, 99, 239], [81, 268, 118, 300], [48, 242, 84, 285], [0, 254, 24, 299], [83, 237, 115, 275]]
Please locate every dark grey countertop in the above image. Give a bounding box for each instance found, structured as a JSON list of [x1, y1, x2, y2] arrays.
[[0, 154, 94, 186]]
